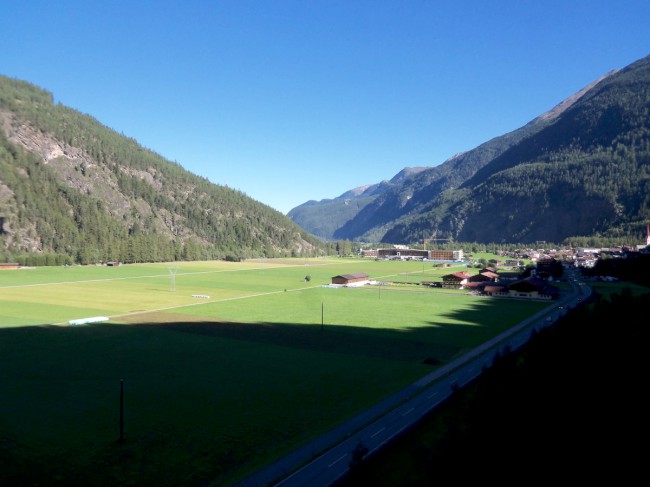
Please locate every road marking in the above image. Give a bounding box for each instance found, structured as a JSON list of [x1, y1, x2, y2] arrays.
[[402, 407, 415, 416], [428, 391, 439, 399], [328, 454, 348, 468], [371, 427, 386, 438]]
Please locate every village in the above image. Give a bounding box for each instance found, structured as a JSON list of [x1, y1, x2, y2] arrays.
[[329, 264, 561, 301], [329, 231, 650, 301]]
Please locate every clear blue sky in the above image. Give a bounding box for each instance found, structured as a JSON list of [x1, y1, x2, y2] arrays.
[[2, 1, 649, 214]]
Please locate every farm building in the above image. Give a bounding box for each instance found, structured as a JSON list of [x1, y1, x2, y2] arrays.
[[480, 266, 498, 273], [0, 263, 20, 270], [331, 273, 370, 286], [472, 276, 559, 300], [508, 276, 559, 300], [463, 281, 484, 291], [483, 284, 509, 297], [471, 277, 559, 300], [441, 271, 471, 288], [469, 271, 499, 283]]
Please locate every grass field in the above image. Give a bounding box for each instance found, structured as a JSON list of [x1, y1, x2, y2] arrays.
[[0, 257, 551, 486], [585, 278, 650, 300]]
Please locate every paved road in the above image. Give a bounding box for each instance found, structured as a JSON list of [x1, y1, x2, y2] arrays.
[[235, 274, 590, 487]]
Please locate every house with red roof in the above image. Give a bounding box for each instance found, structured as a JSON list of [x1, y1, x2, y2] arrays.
[[469, 270, 499, 283], [441, 271, 471, 288]]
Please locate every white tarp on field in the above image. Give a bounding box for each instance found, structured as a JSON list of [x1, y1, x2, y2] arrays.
[[69, 316, 109, 325]]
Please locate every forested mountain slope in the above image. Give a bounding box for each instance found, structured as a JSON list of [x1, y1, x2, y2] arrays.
[[0, 76, 325, 264], [291, 54, 650, 245], [385, 54, 650, 244]]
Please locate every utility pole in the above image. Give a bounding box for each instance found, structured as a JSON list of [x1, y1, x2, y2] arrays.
[[119, 379, 124, 443]]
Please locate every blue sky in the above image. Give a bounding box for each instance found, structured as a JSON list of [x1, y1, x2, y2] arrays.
[[2, 1, 649, 214]]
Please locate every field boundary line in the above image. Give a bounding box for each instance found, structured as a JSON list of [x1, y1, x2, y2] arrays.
[[51, 283, 324, 325], [0, 262, 341, 290]]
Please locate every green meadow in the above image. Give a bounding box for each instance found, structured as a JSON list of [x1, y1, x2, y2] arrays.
[[0, 258, 550, 486]]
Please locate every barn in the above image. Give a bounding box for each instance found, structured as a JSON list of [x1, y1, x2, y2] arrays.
[[441, 271, 471, 288], [331, 273, 370, 286], [508, 276, 559, 300]]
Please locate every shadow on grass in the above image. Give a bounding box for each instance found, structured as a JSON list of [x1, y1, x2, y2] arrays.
[[157, 320, 465, 364], [0, 295, 550, 367], [0, 296, 551, 487]]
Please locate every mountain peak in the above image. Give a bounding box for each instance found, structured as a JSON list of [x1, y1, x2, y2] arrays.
[[533, 69, 619, 123], [389, 166, 430, 184]]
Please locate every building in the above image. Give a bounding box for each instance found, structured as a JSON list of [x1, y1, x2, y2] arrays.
[[483, 283, 509, 297], [476, 276, 559, 300], [469, 271, 499, 283], [508, 276, 559, 300], [361, 249, 379, 258], [361, 248, 464, 261], [441, 271, 471, 288], [375, 248, 429, 260], [428, 250, 464, 261], [535, 257, 563, 278], [331, 273, 370, 286], [497, 271, 523, 281], [0, 263, 20, 270]]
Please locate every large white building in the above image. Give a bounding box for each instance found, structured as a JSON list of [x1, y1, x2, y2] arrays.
[[361, 248, 464, 261]]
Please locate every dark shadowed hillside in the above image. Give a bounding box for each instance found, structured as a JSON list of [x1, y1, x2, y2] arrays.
[[335, 284, 649, 485]]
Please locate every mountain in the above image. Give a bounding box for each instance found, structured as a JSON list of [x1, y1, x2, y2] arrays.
[[0, 75, 326, 264], [289, 55, 650, 245], [286, 167, 428, 240]]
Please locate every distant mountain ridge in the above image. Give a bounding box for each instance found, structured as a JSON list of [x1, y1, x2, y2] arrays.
[[287, 166, 429, 239], [289, 56, 650, 245]]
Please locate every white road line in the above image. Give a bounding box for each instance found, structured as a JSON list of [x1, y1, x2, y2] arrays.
[[53, 286, 320, 325], [328, 454, 348, 468], [371, 427, 386, 438], [402, 407, 415, 416], [427, 391, 439, 399]]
